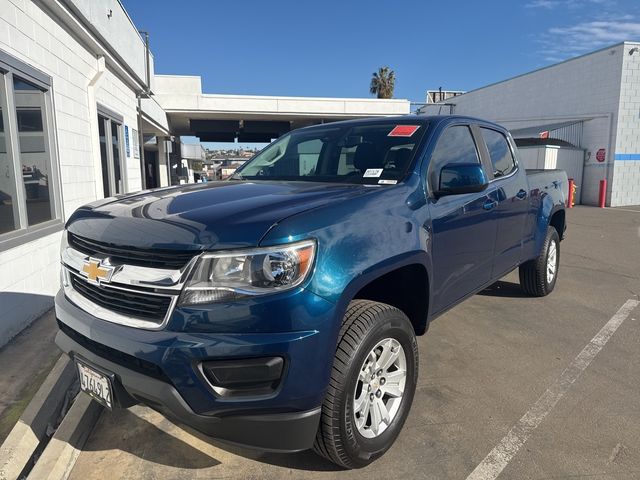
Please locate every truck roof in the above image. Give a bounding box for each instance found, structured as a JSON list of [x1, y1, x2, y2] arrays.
[[298, 114, 506, 133]]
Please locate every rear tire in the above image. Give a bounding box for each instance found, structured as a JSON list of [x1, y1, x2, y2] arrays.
[[313, 300, 418, 469], [519, 226, 560, 296]]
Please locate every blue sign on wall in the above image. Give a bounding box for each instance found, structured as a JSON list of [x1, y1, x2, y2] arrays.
[[124, 125, 130, 157]]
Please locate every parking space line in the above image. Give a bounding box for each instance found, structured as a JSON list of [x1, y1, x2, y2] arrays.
[[466, 299, 640, 480]]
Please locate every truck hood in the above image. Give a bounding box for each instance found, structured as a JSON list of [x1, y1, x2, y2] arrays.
[[66, 181, 373, 251]]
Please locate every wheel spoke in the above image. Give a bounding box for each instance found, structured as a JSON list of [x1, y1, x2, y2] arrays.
[[382, 370, 405, 397], [375, 397, 390, 424], [360, 397, 371, 427], [378, 340, 400, 371], [370, 397, 383, 435], [354, 392, 368, 414]]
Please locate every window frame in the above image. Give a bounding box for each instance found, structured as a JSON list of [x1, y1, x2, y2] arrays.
[[476, 125, 519, 182], [97, 104, 127, 197], [0, 50, 64, 253]]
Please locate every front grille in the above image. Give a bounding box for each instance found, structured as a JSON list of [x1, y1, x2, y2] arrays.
[[68, 232, 196, 269], [57, 320, 171, 383], [70, 274, 173, 322]]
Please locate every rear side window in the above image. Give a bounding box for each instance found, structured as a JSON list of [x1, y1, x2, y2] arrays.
[[480, 128, 516, 177], [428, 125, 479, 190]]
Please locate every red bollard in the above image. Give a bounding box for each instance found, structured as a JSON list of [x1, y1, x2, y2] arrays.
[[567, 178, 574, 208], [598, 179, 607, 208]]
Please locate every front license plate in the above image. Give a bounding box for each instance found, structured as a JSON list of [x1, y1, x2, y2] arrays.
[[76, 360, 113, 409]]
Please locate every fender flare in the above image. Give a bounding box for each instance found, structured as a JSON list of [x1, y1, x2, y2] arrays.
[[533, 197, 565, 257], [329, 250, 432, 338]]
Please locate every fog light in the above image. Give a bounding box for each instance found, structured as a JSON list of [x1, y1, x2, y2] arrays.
[[200, 357, 284, 397]]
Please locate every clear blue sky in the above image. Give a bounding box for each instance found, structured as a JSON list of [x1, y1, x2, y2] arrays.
[[123, 0, 639, 148]]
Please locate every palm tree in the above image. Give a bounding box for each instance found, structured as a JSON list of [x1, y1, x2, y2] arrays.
[[370, 67, 395, 99]]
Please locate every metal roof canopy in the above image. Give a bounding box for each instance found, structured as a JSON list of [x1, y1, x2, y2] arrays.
[[509, 119, 588, 138], [191, 119, 291, 143]]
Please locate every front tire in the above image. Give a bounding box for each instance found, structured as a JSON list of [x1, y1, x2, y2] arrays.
[[519, 226, 560, 296], [313, 300, 418, 469]]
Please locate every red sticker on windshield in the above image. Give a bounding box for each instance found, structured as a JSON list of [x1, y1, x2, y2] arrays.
[[388, 125, 420, 137]]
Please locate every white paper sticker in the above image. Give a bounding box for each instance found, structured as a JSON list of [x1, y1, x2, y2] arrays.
[[378, 179, 398, 185], [363, 168, 383, 178]]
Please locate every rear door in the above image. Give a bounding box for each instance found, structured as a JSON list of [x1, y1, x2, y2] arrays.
[[477, 127, 529, 278], [427, 124, 499, 314]]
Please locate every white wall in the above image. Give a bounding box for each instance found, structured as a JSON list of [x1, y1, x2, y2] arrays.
[[611, 43, 640, 207], [0, 0, 148, 345], [1, 0, 99, 345], [439, 43, 626, 206], [518, 146, 584, 203]]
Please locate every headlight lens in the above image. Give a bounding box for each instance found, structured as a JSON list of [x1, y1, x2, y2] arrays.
[[179, 240, 316, 305]]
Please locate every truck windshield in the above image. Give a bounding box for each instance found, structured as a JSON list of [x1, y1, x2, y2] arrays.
[[232, 121, 426, 185]]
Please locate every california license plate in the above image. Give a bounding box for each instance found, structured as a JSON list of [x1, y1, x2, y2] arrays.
[[76, 360, 113, 409]]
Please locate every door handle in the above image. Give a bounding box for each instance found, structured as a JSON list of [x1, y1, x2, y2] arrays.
[[483, 199, 498, 210], [516, 189, 527, 200]]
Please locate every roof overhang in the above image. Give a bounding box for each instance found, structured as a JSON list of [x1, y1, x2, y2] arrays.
[[153, 75, 411, 139]]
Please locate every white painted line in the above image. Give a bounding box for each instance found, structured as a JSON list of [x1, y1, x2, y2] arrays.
[[466, 299, 639, 480], [607, 207, 640, 213]]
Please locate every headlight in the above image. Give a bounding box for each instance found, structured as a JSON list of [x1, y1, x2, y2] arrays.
[[179, 240, 316, 305]]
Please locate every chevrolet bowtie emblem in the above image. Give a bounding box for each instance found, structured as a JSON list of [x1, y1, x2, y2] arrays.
[[81, 258, 114, 285]]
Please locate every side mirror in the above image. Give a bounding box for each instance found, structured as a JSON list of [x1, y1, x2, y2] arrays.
[[436, 163, 488, 197]]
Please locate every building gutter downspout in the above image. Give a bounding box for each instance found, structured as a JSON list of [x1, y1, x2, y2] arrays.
[[136, 31, 152, 190], [88, 56, 106, 199]]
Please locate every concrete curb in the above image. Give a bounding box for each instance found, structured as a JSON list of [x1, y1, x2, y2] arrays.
[[26, 393, 102, 480], [0, 355, 76, 480]]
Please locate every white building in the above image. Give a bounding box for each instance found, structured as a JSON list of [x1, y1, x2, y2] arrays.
[[0, 0, 410, 345], [421, 42, 640, 207]]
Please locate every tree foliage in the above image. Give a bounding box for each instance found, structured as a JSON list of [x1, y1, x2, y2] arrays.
[[370, 66, 395, 99]]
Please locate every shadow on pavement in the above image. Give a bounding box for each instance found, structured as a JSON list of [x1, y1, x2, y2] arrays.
[[185, 426, 344, 472], [477, 280, 528, 298], [83, 408, 221, 469], [0, 292, 54, 348]]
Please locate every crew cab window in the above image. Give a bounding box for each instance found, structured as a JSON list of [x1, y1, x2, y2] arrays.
[[480, 128, 516, 178], [428, 125, 479, 191]]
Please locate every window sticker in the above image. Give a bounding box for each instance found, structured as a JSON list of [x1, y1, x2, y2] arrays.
[[388, 125, 420, 137], [363, 168, 383, 178], [378, 179, 398, 185]]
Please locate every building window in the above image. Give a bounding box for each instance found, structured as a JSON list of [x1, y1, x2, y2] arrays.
[[0, 51, 62, 250], [97, 105, 126, 197]]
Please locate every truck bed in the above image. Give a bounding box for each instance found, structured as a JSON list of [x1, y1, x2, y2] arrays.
[[526, 169, 569, 204]]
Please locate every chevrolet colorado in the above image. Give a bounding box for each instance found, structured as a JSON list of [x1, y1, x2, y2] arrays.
[[55, 115, 568, 468]]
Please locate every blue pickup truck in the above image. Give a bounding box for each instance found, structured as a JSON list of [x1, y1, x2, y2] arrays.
[[55, 115, 567, 468]]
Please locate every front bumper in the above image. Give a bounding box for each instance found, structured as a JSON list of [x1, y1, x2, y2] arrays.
[[55, 289, 339, 452]]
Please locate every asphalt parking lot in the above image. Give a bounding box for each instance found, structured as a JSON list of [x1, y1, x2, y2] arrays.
[[68, 206, 640, 480]]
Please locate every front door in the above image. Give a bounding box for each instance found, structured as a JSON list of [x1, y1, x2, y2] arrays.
[[426, 124, 499, 314], [144, 150, 159, 189]]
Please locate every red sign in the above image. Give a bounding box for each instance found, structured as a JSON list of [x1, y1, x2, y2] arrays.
[[388, 125, 420, 137], [596, 148, 606, 162], [539, 131, 549, 139]]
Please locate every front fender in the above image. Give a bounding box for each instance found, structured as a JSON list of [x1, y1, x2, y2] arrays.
[[259, 182, 431, 340]]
